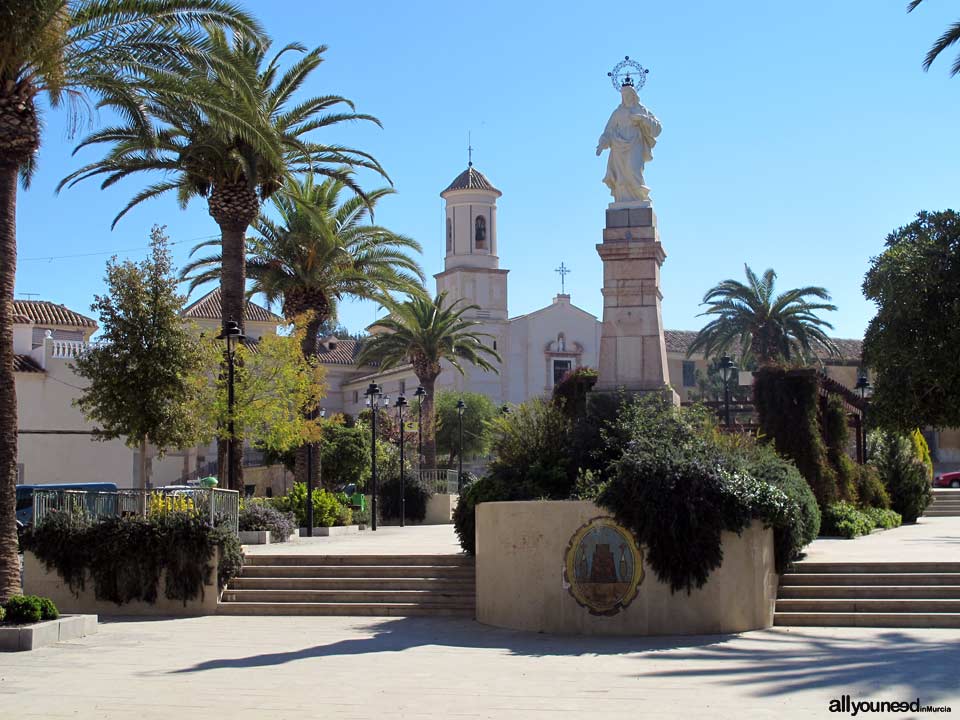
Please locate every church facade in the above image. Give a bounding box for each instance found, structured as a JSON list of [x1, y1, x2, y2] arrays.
[[321, 164, 603, 416]]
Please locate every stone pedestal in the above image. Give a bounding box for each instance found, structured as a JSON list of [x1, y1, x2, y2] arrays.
[[595, 205, 678, 403]]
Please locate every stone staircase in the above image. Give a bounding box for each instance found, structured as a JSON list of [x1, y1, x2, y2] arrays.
[[925, 489, 960, 517], [218, 554, 475, 617], [775, 561, 960, 628]]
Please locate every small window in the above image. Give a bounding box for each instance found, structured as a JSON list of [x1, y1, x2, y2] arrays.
[[475, 216, 487, 249], [553, 359, 573, 386], [446, 218, 452, 252], [682, 360, 697, 388], [493, 340, 497, 351], [399, 379, 406, 395], [352, 390, 359, 404]]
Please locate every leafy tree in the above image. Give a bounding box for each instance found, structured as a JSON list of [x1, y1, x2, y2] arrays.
[[186, 327, 327, 465], [862, 210, 960, 430], [72, 227, 208, 488], [319, 421, 367, 489], [59, 29, 385, 487], [354, 292, 501, 468], [0, 0, 260, 603], [908, 0, 960, 75], [688, 264, 839, 365], [434, 390, 497, 467]]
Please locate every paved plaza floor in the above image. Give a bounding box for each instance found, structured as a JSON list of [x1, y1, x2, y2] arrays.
[[243, 524, 464, 556], [803, 515, 960, 562], [2, 615, 958, 719]]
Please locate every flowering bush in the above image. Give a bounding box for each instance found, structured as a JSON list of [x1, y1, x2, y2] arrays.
[[239, 501, 296, 541]]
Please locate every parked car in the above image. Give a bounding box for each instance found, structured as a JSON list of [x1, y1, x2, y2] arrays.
[[15, 482, 119, 530], [934, 471, 960, 488]]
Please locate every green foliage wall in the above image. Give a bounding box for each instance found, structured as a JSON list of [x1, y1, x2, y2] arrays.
[[754, 367, 837, 508], [823, 395, 858, 503]]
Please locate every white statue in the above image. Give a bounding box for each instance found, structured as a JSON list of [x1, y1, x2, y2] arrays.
[[596, 83, 661, 206]]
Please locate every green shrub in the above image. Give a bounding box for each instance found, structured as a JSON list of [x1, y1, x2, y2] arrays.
[[857, 464, 891, 509], [821, 502, 874, 538], [552, 366, 599, 418], [862, 506, 902, 530], [239, 502, 296, 541], [3, 596, 43, 624], [824, 395, 859, 503], [869, 430, 932, 523], [379, 475, 430, 523], [269, 483, 348, 528], [453, 475, 515, 556], [911, 429, 934, 483], [37, 596, 59, 621], [0, 605, 4, 623]]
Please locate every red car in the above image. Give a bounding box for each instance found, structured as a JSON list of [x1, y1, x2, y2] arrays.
[[934, 471, 960, 488]]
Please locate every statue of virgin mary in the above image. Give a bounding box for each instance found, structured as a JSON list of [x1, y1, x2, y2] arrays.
[[596, 83, 661, 206]]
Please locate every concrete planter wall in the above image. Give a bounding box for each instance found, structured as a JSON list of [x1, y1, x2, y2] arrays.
[[299, 525, 360, 537], [239, 530, 271, 544], [476, 500, 778, 636], [23, 550, 220, 617], [424, 494, 457, 524], [0, 615, 98, 652]]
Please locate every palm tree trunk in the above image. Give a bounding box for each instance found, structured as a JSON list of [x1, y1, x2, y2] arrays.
[[294, 313, 324, 488], [0, 163, 21, 601], [421, 375, 438, 470]]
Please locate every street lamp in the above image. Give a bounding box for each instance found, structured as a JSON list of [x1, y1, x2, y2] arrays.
[[414, 386, 426, 476], [364, 383, 382, 531], [395, 394, 408, 527], [305, 407, 326, 536], [216, 320, 245, 491], [499, 404, 511, 416], [856, 374, 871, 462], [719, 355, 737, 428], [456, 398, 466, 491]]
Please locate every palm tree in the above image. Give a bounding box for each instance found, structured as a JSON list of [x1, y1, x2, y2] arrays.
[[0, 0, 261, 602], [687, 264, 840, 366], [355, 292, 501, 469], [60, 30, 386, 489], [908, 0, 960, 75], [182, 173, 426, 485]]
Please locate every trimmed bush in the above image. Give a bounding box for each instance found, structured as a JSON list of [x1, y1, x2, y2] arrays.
[[857, 464, 891, 509], [453, 474, 515, 556], [239, 502, 296, 542], [869, 431, 932, 523], [863, 506, 902, 530], [269, 483, 350, 528], [3, 595, 43, 624], [379, 475, 430, 523], [821, 502, 874, 538]]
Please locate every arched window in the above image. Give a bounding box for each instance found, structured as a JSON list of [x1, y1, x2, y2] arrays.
[[446, 218, 452, 252], [475, 215, 487, 249]]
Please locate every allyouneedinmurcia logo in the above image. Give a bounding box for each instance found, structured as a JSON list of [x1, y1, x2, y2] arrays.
[[828, 695, 952, 715]]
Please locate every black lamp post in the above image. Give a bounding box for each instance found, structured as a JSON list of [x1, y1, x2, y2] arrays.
[[456, 398, 466, 491], [499, 404, 511, 416], [414, 386, 426, 474], [216, 320, 245, 491], [305, 407, 326, 536], [856, 374, 871, 462], [719, 355, 737, 428], [395, 395, 408, 527], [364, 383, 382, 531]]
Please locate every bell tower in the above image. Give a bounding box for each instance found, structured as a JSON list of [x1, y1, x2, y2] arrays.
[[435, 163, 508, 321]]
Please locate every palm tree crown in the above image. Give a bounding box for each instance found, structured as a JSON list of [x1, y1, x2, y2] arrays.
[[687, 264, 840, 365], [908, 0, 960, 75], [355, 292, 501, 468]]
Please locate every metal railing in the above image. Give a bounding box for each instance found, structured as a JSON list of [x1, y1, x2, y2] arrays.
[[30, 488, 240, 535], [418, 469, 460, 495]]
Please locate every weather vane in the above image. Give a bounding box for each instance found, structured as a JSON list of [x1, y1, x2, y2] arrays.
[[608, 56, 649, 91]]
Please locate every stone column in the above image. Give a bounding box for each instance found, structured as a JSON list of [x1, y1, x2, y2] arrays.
[[595, 205, 678, 404]]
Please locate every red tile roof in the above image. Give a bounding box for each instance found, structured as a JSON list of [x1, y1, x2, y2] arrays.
[[13, 300, 96, 328], [315, 337, 370, 366], [14, 355, 43, 373], [664, 329, 862, 363], [182, 288, 282, 324]]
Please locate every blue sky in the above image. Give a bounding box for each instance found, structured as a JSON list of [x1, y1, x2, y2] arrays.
[[14, 0, 960, 339]]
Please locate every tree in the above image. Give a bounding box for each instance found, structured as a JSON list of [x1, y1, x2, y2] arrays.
[[0, 0, 260, 603], [687, 264, 840, 365], [908, 0, 960, 75], [59, 30, 386, 489], [354, 292, 501, 469], [181, 172, 424, 484], [319, 421, 367, 489], [186, 327, 327, 464], [862, 210, 960, 430], [72, 227, 208, 488], [434, 390, 497, 467]]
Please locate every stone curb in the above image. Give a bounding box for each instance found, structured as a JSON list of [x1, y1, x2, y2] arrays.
[[0, 615, 98, 652]]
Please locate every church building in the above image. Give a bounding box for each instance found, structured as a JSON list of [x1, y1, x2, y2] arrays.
[[323, 163, 602, 415]]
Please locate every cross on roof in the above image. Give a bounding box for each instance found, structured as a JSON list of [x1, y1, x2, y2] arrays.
[[555, 262, 571, 294]]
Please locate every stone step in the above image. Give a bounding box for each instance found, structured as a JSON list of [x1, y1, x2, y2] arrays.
[[777, 585, 960, 599], [776, 599, 960, 613], [788, 562, 960, 574], [221, 589, 476, 604], [244, 554, 472, 567], [240, 565, 475, 579], [780, 573, 960, 586], [216, 602, 475, 617], [230, 577, 475, 591], [924, 510, 960, 517], [774, 612, 960, 628]]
